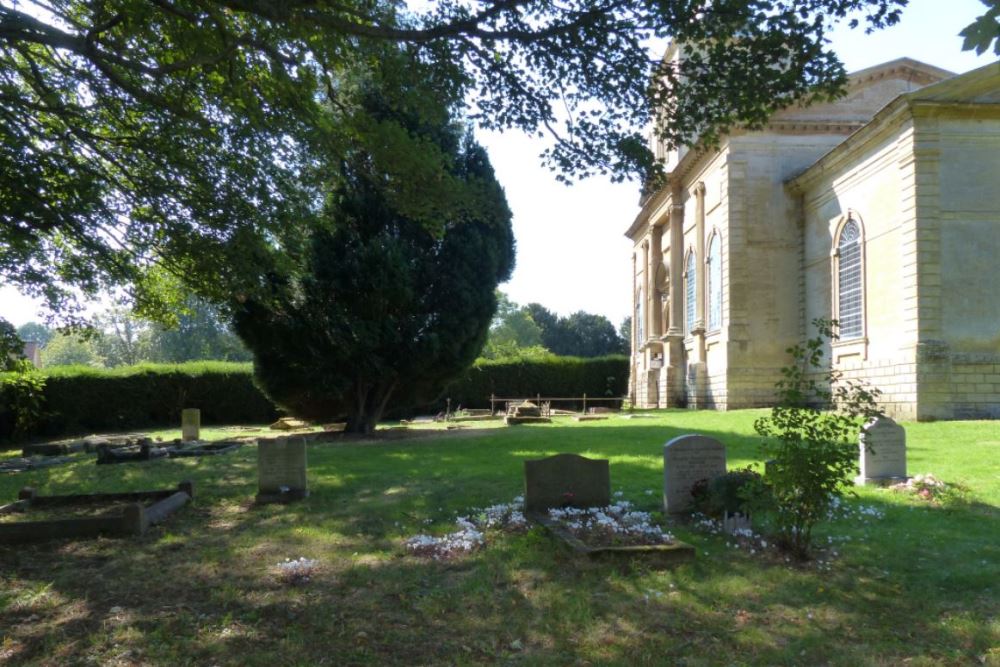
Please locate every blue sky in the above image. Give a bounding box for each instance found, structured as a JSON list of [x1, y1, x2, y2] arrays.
[[1, 0, 996, 327]]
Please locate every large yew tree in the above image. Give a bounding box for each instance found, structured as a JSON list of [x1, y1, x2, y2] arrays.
[[232, 78, 514, 433]]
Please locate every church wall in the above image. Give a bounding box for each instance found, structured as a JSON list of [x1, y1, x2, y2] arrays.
[[799, 118, 921, 420], [913, 112, 1000, 419], [723, 132, 848, 409]]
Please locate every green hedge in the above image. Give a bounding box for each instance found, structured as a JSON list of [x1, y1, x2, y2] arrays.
[[442, 355, 629, 410], [1, 356, 630, 443], [0, 362, 278, 443]]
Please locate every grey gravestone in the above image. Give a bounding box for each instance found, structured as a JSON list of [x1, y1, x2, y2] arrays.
[[856, 416, 907, 485], [181, 409, 200, 441], [257, 437, 308, 503], [524, 453, 610, 513], [663, 434, 727, 513]]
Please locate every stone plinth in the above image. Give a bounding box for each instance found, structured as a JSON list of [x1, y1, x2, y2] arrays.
[[257, 437, 308, 503], [663, 434, 727, 513], [856, 416, 907, 485], [524, 453, 610, 513]]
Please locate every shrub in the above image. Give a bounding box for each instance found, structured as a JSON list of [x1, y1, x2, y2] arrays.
[[750, 319, 883, 559], [0, 362, 278, 444], [0, 371, 47, 439]]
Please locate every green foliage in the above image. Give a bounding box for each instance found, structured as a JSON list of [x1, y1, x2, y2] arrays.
[[961, 0, 1000, 55], [750, 319, 884, 559], [235, 75, 515, 434], [444, 355, 629, 408], [39, 332, 104, 368], [2, 0, 917, 321], [0, 319, 23, 371], [16, 322, 53, 346], [525, 304, 626, 357], [482, 293, 548, 360], [0, 362, 276, 443], [0, 370, 47, 439], [693, 468, 763, 517]]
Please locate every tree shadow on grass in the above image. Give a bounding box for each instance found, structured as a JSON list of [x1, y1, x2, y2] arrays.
[[0, 420, 996, 665]]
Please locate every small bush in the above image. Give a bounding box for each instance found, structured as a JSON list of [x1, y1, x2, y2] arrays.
[[750, 319, 883, 559]]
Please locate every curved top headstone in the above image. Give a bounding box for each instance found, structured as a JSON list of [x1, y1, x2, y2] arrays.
[[663, 434, 727, 514], [524, 453, 610, 513], [858, 416, 906, 483]]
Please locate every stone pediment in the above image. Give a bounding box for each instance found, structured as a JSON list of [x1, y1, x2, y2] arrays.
[[771, 58, 955, 125]]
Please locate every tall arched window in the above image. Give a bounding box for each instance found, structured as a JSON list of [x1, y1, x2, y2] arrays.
[[837, 219, 863, 339], [707, 234, 722, 332], [685, 251, 696, 334]]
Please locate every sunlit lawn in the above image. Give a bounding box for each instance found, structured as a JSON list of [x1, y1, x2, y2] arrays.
[[1, 411, 997, 665]]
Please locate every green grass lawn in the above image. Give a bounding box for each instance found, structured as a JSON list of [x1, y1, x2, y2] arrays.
[[1, 411, 997, 666]]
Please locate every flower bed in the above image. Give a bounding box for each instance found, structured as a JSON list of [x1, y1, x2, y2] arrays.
[[545, 498, 674, 547]]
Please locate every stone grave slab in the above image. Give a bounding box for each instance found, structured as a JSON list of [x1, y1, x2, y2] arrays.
[[663, 434, 727, 514], [524, 453, 609, 513], [257, 437, 308, 503], [856, 416, 907, 485], [181, 409, 200, 441]]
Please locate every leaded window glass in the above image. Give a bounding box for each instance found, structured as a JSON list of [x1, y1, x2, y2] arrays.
[[837, 220, 863, 339], [707, 235, 722, 331], [685, 252, 696, 334]]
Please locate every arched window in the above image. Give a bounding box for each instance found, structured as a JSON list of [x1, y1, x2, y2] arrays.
[[707, 234, 722, 331], [685, 251, 696, 334], [636, 289, 644, 344], [837, 219, 863, 339]]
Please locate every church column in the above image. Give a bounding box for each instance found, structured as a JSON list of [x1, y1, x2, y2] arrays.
[[667, 197, 684, 337], [629, 252, 637, 404], [694, 182, 707, 335], [641, 239, 651, 343], [664, 191, 686, 406], [648, 222, 663, 338], [690, 183, 708, 407]]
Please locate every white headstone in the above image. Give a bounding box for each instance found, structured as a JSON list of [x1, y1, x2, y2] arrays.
[[181, 408, 200, 441], [663, 434, 727, 514], [856, 416, 907, 485], [257, 437, 308, 502]]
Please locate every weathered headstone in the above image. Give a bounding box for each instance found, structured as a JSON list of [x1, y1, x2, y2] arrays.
[[256, 437, 308, 503], [663, 434, 727, 514], [181, 409, 201, 441], [524, 453, 610, 513], [856, 416, 907, 485]]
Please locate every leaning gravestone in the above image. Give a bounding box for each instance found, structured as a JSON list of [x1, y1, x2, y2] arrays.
[[856, 416, 907, 485], [256, 437, 308, 503], [524, 453, 610, 513], [181, 409, 201, 441], [663, 434, 727, 514]]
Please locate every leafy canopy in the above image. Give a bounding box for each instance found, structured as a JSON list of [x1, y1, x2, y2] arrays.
[[2, 0, 916, 321]]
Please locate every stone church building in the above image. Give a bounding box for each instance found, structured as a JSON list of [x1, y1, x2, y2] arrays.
[[627, 54, 1000, 420]]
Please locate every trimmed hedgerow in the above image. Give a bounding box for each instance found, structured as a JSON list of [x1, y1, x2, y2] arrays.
[[442, 355, 629, 410], [0, 355, 630, 443], [0, 362, 278, 443]]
